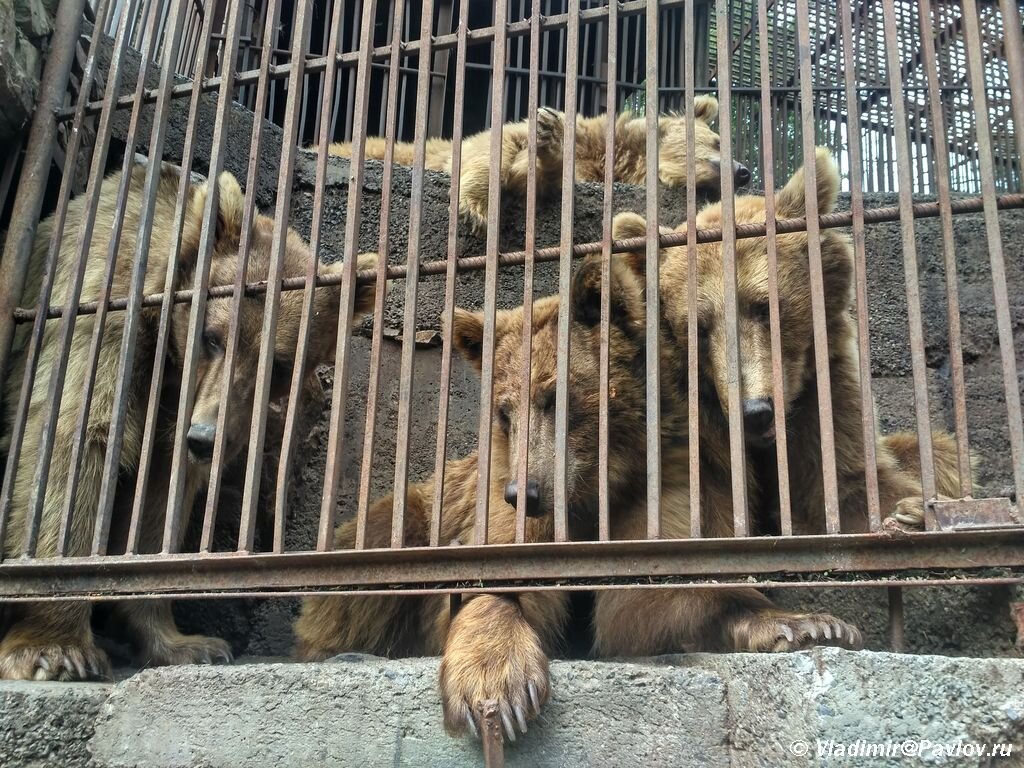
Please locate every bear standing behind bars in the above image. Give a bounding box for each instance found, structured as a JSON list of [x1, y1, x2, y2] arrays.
[[295, 254, 862, 744], [611, 148, 968, 536], [327, 95, 750, 234], [0, 160, 379, 681]]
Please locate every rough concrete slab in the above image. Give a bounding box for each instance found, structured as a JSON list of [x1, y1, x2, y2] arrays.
[[0, 680, 109, 768], [76, 649, 1024, 767]]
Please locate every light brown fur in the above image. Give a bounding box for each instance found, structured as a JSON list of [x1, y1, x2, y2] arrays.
[[613, 148, 970, 535], [295, 255, 860, 743], [327, 97, 744, 234], [0, 160, 378, 681]]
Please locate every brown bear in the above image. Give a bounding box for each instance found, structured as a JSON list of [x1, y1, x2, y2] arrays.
[[0, 159, 379, 681], [327, 96, 749, 234], [612, 147, 967, 535], [294, 254, 860, 745]]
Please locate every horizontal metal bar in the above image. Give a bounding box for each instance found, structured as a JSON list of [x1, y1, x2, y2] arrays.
[[0, 529, 1021, 599], [13, 192, 1024, 323]]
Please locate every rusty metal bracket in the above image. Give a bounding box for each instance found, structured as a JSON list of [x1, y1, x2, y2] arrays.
[[478, 700, 505, 768], [928, 497, 1021, 531]]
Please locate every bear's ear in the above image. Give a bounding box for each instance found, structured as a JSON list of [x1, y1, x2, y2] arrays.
[[775, 147, 840, 218], [692, 95, 719, 124], [316, 252, 385, 320], [571, 254, 645, 335], [184, 171, 245, 266], [612, 211, 649, 274], [449, 308, 512, 372]]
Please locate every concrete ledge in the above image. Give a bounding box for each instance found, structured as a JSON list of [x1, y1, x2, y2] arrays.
[[4, 649, 1023, 767]]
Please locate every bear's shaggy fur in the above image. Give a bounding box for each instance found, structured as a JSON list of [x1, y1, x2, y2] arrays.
[[294, 254, 860, 742], [328, 96, 747, 233], [613, 148, 969, 535], [0, 160, 378, 681]]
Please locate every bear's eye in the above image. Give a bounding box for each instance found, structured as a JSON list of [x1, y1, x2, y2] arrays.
[[750, 301, 771, 324], [540, 390, 556, 413], [202, 328, 224, 356], [696, 321, 710, 341], [496, 405, 512, 434]]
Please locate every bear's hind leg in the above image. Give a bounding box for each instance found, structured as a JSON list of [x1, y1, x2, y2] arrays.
[[0, 601, 110, 680], [113, 601, 233, 667]]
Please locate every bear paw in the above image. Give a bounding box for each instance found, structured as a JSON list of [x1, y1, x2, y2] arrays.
[[140, 632, 233, 667], [439, 598, 549, 742], [536, 107, 565, 149], [887, 496, 927, 529], [0, 639, 111, 681], [729, 611, 864, 653]]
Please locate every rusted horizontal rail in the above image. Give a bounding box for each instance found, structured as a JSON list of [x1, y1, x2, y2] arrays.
[[13, 191, 1024, 322], [58, 0, 687, 122], [0, 528, 1021, 599]]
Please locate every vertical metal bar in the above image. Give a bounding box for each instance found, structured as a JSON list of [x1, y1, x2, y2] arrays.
[[888, 586, 905, 652], [17, 0, 139, 557], [715, 0, 749, 537], [272, 0, 352, 554], [550, 0, 577, 544], [429, 0, 470, 548], [200, 0, 286, 553], [795, 0, 842, 534], [643, 0, 661, 539], [1001, 0, 1024, 169], [514, 0, 542, 545], [757, 0, 792, 535], [130, 0, 243, 555], [880, 0, 938, 515], [685, 0, 701, 538], [317, 0, 380, 552], [479, 699, 506, 768], [960, 0, 1024, 507], [838, 0, 882, 532], [161, 0, 256, 553], [59, 0, 161, 556], [356, 0, 407, 549], [235, 0, 315, 553], [597, 0, 617, 543], [0, 0, 108, 559], [918, 0, 973, 497], [390, 0, 437, 549]]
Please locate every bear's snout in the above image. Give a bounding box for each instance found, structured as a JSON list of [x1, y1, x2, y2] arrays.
[[186, 423, 217, 463], [742, 398, 775, 446], [504, 479, 542, 517], [733, 162, 751, 188]]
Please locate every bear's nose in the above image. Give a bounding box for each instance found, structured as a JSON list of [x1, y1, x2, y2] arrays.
[[504, 479, 542, 517], [186, 423, 217, 462], [734, 162, 752, 188], [742, 398, 774, 436]]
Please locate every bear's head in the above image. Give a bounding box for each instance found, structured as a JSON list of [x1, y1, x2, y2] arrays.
[[172, 171, 378, 466], [613, 147, 852, 449], [450, 254, 657, 527], [651, 95, 751, 197]]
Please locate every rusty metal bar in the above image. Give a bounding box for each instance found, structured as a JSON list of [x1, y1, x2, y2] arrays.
[[0, 0, 87, 407], [715, 0, 748, 537], [644, 0, 662, 539], [480, 699, 505, 768], [1, 526, 1022, 599], [597, 0, 617, 543], [514, 0, 542, 545], [758, 0, 793, 535], [887, 586, 905, 652], [429, 0, 470, 549], [15, 0, 139, 558], [1002, 0, 1024, 170], [0, 0, 108, 559], [838, 0, 882, 532], [271, 0, 351, 554], [685, 0, 701, 538], [960, 0, 1024, 508], [880, 0, 938, 518], [474, 0, 510, 546], [200, 0, 285, 553], [358, 0, 408, 549], [918, 0, 972, 498], [234, 0, 314, 553], [131, 0, 238, 555], [317, 0, 380, 551], [795, 0, 841, 534], [391, 0, 438, 549], [59, 0, 690, 123], [14, 193, 1024, 324]]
